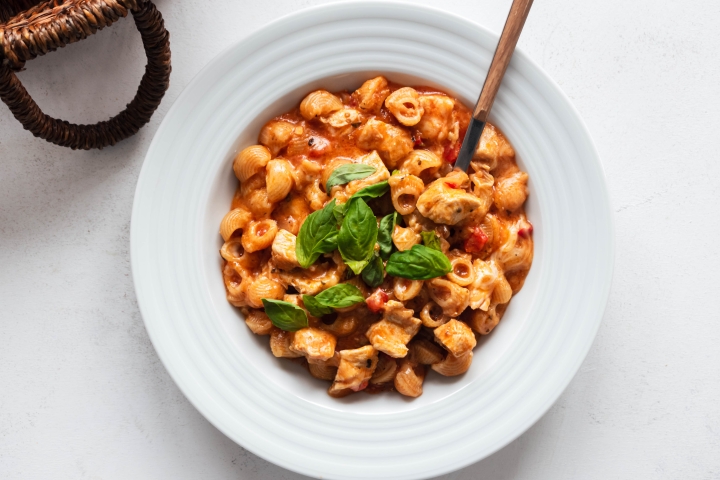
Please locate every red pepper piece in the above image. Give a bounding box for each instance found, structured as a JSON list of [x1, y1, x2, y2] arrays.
[[443, 142, 461, 163], [366, 288, 388, 313], [464, 227, 489, 253], [518, 223, 534, 238]]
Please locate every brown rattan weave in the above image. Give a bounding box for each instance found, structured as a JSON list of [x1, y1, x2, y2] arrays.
[[0, 0, 171, 149]]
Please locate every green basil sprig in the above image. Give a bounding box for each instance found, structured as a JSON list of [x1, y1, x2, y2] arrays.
[[385, 244, 452, 280], [302, 295, 334, 317], [338, 198, 378, 274], [333, 180, 391, 223], [302, 283, 365, 317], [350, 180, 389, 201], [378, 212, 398, 260], [361, 255, 385, 288], [261, 299, 309, 331], [421, 231, 442, 251], [296, 199, 339, 268], [325, 164, 376, 192]]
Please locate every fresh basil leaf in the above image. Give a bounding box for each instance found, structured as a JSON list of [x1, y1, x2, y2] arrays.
[[326, 164, 376, 192], [421, 231, 442, 251], [362, 255, 385, 288], [350, 180, 389, 201], [296, 199, 338, 268], [333, 202, 347, 225], [338, 198, 378, 274], [378, 212, 398, 260], [261, 299, 309, 331], [385, 244, 452, 280], [315, 283, 365, 308], [302, 294, 334, 317]]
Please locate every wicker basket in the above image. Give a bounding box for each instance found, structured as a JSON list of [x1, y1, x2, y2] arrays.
[[0, 0, 171, 149]]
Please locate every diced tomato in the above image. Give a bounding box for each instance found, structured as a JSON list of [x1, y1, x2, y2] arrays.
[[413, 132, 423, 148], [518, 223, 534, 238], [351, 380, 369, 392], [464, 227, 488, 253], [443, 142, 461, 163], [366, 288, 388, 313]]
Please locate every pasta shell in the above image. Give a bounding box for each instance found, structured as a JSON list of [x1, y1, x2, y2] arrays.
[[399, 149, 442, 177], [393, 278, 423, 301], [220, 238, 245, 262], [259, 120, 295, 156], [431, 351, 473, 376], [309, 361, 338, 381], [299, 90, 343, 120], [468, 305, 501, 335], [245, 276, 285, 309], [409, 338, 444, 365], [388, 174, 424, 215], [370, 354, 398, 384], [234, 145, 271, 182], [241, 219, 278, 253], [266, 159, 295, 203], [270, 330, 302, 358], [385, 87, 424, 126], [447, 255, 476, 287], [427, 278, 470, 317], [394, 359, 425, 397], [419, 301, 450, 328], [491, 273, 513, 304], [244, 309, 275, 335], [219, 207, 252, 241]]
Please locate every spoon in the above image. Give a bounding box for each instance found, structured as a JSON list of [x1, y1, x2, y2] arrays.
[[454, 0, 534, 172]]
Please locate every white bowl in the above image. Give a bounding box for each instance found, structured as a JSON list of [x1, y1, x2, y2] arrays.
[[131, 2, 614, 479]]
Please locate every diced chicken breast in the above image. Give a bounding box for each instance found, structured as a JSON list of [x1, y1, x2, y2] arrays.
[[357, 118, 414, 168], [290, 327, 337, 363], [434, 319, 477, 356], [271, 229, 300, 271], [329, 345, 379, 395], [416, 95, 455, 143], [416, 171, 484, 225], [366, 300, 421, 358], [474, 123, 515, 168]]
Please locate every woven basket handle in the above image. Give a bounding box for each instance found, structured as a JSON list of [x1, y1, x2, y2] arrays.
[[0, 0, 171, 150]]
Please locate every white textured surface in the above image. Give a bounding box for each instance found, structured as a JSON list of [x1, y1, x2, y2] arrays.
[[0, 1, 717, 479]]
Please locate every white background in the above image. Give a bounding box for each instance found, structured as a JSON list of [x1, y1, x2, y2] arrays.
[[1, 0, 719, 478]]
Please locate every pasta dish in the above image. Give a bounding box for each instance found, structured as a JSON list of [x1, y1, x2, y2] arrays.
[[218, 76, 533, 398]]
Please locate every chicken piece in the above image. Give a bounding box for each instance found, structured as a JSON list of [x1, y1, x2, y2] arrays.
[[474, 123, 515, 169], [290, 327, 337, 363], [357, 118, 414, 168], [434, 319, 477, 357], [271, 229, 300, 271], [416, 95, 455, 143], [416, 170, 484, 225], [279, 252, 346, 295], [353, 76, 390, 113], [320, 108, 361, 128], [344, 151, 390, 197], [366, 300, 421, 358], [427, 278, 470, 317], [328, 345, 379, 395], [468, 258, 502, 311], [392, 225, 421, 251], [494, 171, 529, 212]]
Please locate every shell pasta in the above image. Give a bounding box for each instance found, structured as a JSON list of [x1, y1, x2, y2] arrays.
[[219, 76, 533, 398]]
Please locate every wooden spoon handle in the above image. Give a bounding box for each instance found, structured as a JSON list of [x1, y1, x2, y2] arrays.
[[473, 0, 534, 122]]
